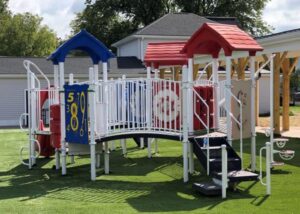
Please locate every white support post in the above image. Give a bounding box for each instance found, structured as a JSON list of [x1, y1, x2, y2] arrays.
[[146, 67, 152, 130], [147, 138, 152, 158], [69, 73, 74, 85], [67, 69, 74, 167], [221, 144, 228, 199], [212, 58, 219, 129], [269, 56, 274, 163], [54, 64, 59, 104], [120, 139, 127, 156], [103, 62, 110, 172], [30, 73, 37, 166], [104, 142, 110, 174], [59, 62, 67, 176], [89, 68, 97, 181], [154, 68, 159, 79], [182, 65, 189, 182], [55, 148, 60, 169], [187, 58, 194, 174], [266, 142, 271, 195], [140, 138, 144, 148], [70, 155, 75, 164], [154, 139, 158, 154], [188, 142, 194, 174], [225, 57, 232, 146], [94, 64, 99, 99], [250, 56, 256, 171], [27, 72, 34, 169], [96, 152, 101, 168]]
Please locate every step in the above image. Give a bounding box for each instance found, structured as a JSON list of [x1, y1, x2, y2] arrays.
[[201, 146, 222, 150], [193, 182, 221, 196], [271, 161, 285, 167], [209, 158, 240, 162], [214, 170, 259, 183]]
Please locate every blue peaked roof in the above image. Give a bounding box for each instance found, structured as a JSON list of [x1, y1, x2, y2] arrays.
[[48, 30, 114, 64]]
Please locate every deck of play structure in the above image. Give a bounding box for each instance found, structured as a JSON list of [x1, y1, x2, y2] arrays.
[[19, 23, 295, 199]]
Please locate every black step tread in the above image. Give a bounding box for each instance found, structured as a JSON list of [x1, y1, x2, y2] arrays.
[[214, 170, 259, 182], [193, 182, 221, 196]]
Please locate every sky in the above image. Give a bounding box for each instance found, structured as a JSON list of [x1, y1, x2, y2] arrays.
[[8, 0, 300, 39]]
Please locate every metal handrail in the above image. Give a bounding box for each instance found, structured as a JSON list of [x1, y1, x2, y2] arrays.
[[192, 87, 210, 174], [196, 61, 213, 82]]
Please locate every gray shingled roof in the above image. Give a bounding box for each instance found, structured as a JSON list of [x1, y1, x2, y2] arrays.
[[0, 56, 145, 75], [256, 28, 300, 40], [113, 13, 239, 47], [135, 13, 216, 36], [0, 57, 94, 75]]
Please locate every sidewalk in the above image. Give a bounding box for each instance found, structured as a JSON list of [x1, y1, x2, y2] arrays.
[[256, 126, 300, 139]]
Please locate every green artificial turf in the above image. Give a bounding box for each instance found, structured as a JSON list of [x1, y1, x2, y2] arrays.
[[0, 129, 300, 213]]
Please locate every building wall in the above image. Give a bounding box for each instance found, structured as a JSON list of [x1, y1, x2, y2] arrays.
[[0, 78, 27, 126], [118, 39, 140, 58]]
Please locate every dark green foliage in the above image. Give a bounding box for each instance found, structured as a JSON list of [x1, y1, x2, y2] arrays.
[[0, 1, 58, 56], [72, 0, 272, 51], [175, 0, 272, 36]]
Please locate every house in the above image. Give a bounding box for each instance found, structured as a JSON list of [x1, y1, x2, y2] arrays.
[[0, 56, 145, 127], [112, 13, 237, 61]]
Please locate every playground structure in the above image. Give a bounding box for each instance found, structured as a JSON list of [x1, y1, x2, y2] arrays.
[[19, 24, 295, 199]]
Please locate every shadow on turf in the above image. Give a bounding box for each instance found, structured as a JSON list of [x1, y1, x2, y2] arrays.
[[0, 152, 262, 213]]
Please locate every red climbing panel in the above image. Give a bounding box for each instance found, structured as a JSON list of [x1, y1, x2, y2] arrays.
[[193, 86, 214, 130], [50, 104, 61, 149]]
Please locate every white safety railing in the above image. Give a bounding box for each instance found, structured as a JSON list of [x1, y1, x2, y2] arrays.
[[95, 78, 182, 136], [218, 80, 244, 168], [192, 87, 211, 174], [259, 142, 271, 195]]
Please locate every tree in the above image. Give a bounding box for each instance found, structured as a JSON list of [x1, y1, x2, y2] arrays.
[[175, 0, 272, 36], [0, 13, 58, 56], [0, 0, 8, 15], [73, 0, 272, 50], [71, 0, 137, 51]]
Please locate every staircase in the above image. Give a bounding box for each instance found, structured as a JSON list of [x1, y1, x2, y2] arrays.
[[190, 135, 259, 196]]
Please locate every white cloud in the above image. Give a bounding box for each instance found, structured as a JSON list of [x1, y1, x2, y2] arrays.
[[8, 0, 86, 39], [263, 0, 300, 33]]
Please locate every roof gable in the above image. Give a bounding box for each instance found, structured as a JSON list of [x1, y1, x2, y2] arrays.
[[182, 23, 263, 57], [135, 13, 215, 36], [48, 30, 114, 64]]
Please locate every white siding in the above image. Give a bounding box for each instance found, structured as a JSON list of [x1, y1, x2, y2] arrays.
[[0, 78, 27, 126], [118, 39, 140, 58]]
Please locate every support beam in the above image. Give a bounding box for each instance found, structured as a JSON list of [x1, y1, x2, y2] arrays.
[[282, 59, 290, 131], [236, 58, 248, 80], [159, 68, 165, 79], [273, 52, 288, 133], [174, 67, 180, 81], [193, 64, 200, 80]]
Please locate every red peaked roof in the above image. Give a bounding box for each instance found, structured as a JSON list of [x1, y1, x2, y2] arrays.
[[144, 42, 188, 68], [181, 23, 263, 57]]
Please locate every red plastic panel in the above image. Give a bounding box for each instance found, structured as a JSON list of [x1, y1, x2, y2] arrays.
[[193, 86, 214, 130], [50, 104, 61, 149]]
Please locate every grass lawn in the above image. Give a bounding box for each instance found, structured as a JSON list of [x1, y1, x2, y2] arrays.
[[0, 130, 300, 214]]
